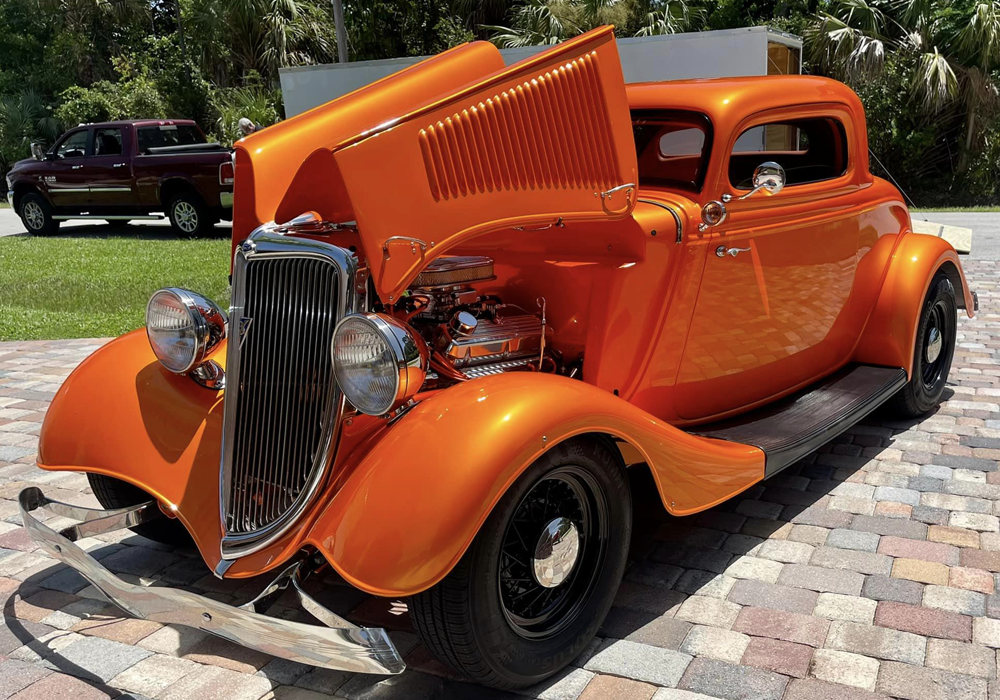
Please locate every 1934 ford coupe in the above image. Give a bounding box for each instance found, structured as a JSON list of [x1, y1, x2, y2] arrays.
[[19, 25, 976, 690]]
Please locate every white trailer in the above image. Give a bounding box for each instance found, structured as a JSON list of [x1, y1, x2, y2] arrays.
[[279, 26, 802, 118]]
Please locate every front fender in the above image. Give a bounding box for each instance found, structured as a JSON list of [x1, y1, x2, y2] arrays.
[[854, 231, 975, 375], [305, 373, 763, 597], [36, 329, 228, 568]]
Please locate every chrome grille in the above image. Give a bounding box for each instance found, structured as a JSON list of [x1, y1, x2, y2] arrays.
[[221, 231, 353, 555]]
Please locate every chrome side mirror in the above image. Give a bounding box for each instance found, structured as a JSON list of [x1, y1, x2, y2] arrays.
[[30, 142, 46, 161], [737, 161, 785, 200]]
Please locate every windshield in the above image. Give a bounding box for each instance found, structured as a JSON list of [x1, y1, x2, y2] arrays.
[[137, 125, 206, 153]]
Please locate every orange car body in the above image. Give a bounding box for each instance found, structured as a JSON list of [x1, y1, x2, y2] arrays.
[[37, 27, 974, 597]]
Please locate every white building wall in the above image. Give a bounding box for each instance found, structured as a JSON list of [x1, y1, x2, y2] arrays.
[[279, 27, 801, 118]]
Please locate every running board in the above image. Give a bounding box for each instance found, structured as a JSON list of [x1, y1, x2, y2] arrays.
[[689, 365, 907, 477]]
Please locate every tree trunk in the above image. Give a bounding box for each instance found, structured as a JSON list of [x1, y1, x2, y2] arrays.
[[958, 107, 975, 172]]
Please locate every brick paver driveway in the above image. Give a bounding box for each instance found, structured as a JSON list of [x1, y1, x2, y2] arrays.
[[0, 260, 997, 700]]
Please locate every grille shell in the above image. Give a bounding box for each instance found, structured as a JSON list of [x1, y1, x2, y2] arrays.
[[220, 231, 356, 557]]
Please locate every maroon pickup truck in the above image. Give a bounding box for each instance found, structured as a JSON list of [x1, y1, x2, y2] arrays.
[[5, 119, 234, 237]]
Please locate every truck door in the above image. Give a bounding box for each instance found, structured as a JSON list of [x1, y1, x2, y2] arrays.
[[87, 126, 135, 207], [46, 128, 92, 208]]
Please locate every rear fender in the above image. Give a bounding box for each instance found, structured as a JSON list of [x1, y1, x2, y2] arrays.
[[305, 373, 763, 597], [854, 232, 974, 375]]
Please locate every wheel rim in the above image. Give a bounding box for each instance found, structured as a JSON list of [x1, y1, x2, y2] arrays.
[[174, 201, 199, 233], [498, 467, 609, 640], [23, 201, 44, 231], [922, 300, 949, 390]]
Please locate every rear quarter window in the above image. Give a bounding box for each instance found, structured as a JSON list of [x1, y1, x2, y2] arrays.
[[137, 125, 206, 153]]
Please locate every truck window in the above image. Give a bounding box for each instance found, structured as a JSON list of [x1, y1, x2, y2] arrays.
[[632, 110, 713, 193], [729, 117, 848, 189], [94, 128, 123, 156], [56, 130, 89, 159], [136, 125, 206, 154]]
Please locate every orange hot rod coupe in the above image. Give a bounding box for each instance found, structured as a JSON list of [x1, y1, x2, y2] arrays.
[[20, 26, 976, 689]]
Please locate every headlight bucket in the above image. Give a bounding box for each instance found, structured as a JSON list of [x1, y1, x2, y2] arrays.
[[331, 313, 428, 416], [146, 288, 227, 374]]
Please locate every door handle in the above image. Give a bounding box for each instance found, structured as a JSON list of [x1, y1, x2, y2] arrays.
[[112, 163, 126, 168], [716, 245, 750, 258], [71, 165, 83, 170]]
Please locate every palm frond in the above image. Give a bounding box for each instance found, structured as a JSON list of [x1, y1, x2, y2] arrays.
[[912, 48, 959, 111]]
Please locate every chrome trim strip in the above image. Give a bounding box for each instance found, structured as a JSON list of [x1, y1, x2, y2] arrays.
[[18, 487, 404, 675], [89, 186, 133, 193], [50, 187, 90, 193], [638, 198, 683, 244], [52, 214, 164, 221], [220, 225, 357, 559]]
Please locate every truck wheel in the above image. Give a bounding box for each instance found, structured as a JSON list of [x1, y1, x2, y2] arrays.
[[19, 193, 59, 236], [167, 192, 211, 238], [87, 473, 193, 546], [410, 437, 631, 689], [890, 272, 957, 417]]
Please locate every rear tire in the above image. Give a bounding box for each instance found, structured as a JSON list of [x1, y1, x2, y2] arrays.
[[19, 193, 59, 236], [410, 437, 631, 689], [889, 272, 957, 417], [87, 473, 192, 546], [167, 191, 211, 238]]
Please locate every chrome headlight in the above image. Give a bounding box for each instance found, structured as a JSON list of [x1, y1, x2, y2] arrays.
[[146, 288, 227, 374], [332, 313, 428, 416]]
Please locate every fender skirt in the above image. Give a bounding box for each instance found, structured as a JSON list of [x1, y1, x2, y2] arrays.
[[305, 372, 762, 597], [855, 232, 975, 376]]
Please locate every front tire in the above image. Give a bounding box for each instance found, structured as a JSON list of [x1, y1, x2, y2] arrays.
[[890, 272, 957, 417], [19, 193, 59, 236], [167, 191, 211, 238], [410, 437, 631, 689], [88, 473, 192, 546]]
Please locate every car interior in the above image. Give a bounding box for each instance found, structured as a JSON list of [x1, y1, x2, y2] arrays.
[[729, 117, 848, 189]]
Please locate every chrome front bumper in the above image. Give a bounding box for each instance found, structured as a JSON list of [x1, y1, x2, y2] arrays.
[[18, 487, 404, 676]]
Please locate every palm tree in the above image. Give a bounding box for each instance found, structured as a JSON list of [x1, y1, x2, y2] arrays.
[[0, 90, 60, 172], [807, 0, 1000, 169], [484, 0, 636, 48]]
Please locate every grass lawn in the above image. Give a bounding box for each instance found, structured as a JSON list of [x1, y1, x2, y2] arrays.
[[912, 206, 1000, 212], [0, 236, 231, 340]]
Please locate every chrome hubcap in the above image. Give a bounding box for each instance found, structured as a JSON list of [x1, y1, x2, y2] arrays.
[[23, 202, 44, 230], [532, 517, 580, 588], [174, 201, 198, 233], [925, 326, 942, 364]]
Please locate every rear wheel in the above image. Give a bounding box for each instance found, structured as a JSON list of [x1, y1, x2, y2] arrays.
[[88, 473, 192, 546], [19, 193, 59, 236], [410, 437, 631, 689], [890, 272, 957, 417], [167, 191, 211, 238]]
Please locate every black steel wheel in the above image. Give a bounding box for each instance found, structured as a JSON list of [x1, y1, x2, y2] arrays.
[[410, 437, 630, 689], [890, 271, 957, 417]]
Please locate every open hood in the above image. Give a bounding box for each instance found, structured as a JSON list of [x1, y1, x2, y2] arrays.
[[234, 26, 638, 300]]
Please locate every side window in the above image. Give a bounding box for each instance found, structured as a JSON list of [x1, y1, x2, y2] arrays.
[[729, 117, 848, 189], [632, 110, 713, 192], [94, 128, 123, 156], [56, 130, 89, 159]]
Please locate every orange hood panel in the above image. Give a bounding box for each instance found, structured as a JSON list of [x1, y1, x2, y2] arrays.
[[234, 26, 638, 300]]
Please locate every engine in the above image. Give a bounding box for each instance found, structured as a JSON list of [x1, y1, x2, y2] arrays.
[[398, 255, 549, 383]]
